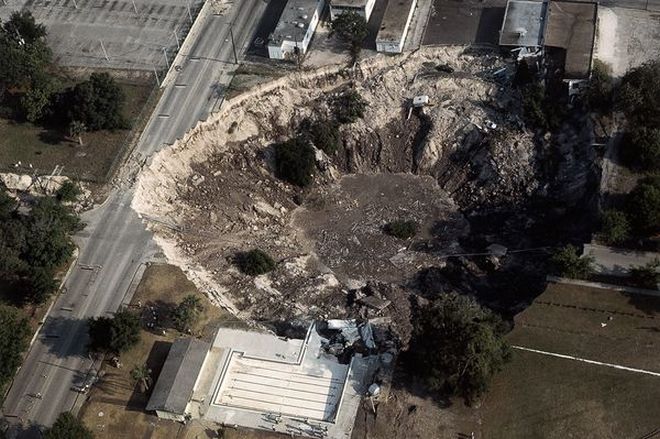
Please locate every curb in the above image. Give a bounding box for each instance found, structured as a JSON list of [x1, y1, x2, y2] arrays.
[[547, 275, 660, 297]]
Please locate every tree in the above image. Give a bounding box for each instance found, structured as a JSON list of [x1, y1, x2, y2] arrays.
[[0, 305, 31, 394], [331, 11, 368, 59], [406, 292, 510, 404], [599, 209, 631, 245], [307, 120, 341, 155], [625, 176, 660, 235], [621, 125, 660, 172], [630, 258, 660, 290], [617, 61, 660, 125], [172, 295, 204, 332], [88, 309, 140, 354], [43, 412, 94, 439], [2, 11, 47, 45], [236, 249, 276, 276], [584, 60, 614, 114], [274, 136, 316, 187], [130, 364, 153, 393], [20, 71, 59, 122], [56, 180, 81, 203], [68, 120, 87, 146], [60, 72, 128, 131], [25, 266, 59, 304], [550, 244, 594, 279], [384, 219, 418, 239], [331, 89, 367, 124]]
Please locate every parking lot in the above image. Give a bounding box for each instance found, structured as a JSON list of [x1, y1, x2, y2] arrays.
[[0, 0, 203, 70]]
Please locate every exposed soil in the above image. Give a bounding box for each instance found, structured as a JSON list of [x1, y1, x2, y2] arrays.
[[133, 45, 598, 332]]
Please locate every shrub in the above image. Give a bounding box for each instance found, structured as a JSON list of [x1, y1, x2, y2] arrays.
[[274, 136, 316, 187], [584, 60, 614, 114], [172, 295, 204, 332], [406, 292, 510, 404], [599, 209, 631, 245], [384, 220, 418, 239], [309, 120, 340, 155], [56, 180, 81, 203], [550, 244, 594, 279], [236, 249, 276, 276], [630, 258, 660, 290], [617, 61, 660, 125], [621, 125, 660, 172], [332, 89, 367, 124], [625, 176, 660, 236], [43, 412, 94, 439]]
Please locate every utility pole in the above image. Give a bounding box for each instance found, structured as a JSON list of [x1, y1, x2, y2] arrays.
[[131, 0, 138, 14], [153, 66, 160, 87], [173, 29, 180, 50], [186, 0, 193, 23], [228, 23, 238, 64], [72, 0, 78, 8], [99, 40, 109, 61], [162, 47, 170, 69]]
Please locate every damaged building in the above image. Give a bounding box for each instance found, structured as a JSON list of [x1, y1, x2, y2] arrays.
[[147, 321, 395, 438], [499, 0, 597, 83]]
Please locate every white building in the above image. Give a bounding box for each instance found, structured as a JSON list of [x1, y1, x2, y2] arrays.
[[329, 0, 377, 22], [375, 0, 418, 53], [268, 0, 326, 60]]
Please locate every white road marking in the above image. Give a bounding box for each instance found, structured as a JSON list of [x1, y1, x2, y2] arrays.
[[512, 346, 660, 377]]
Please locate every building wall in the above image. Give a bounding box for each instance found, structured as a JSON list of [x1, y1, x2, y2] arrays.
[[155, 410, 186, 422], [330, 0, 376, 21], [375, 0, 418, 54], [268, 0, 326, 60]]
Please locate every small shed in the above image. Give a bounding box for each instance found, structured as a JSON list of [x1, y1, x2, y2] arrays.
[[146, 338, 210, 422]]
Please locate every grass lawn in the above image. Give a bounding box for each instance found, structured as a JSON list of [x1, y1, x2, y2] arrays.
[[80, 263, 244, 439], [0, 81, 155, 182]]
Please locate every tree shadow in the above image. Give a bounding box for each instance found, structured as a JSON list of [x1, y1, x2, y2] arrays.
[[125, 340, 172, 411], [36, 128, 65, 146], [5, 420, 46, 439], [39, 316, 89, 360]]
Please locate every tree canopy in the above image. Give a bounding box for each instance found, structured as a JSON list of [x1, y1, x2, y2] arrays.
[[617, 61, 660, 126], [331, 12, 368, 58], [621, 125, 660, 172], [599, 209, 631, 245], [274, 136, 316, 187], [0, 305, 31, 394], [550, 244, 594, 279], [406, 292, 510, 404], [625, 176, 660, 236], [88, 308, 140, 354], [172, 295, 204, 332], [43, 412, 94, 439], [58, 72, 128, 131], [332, 89, 367, 124]]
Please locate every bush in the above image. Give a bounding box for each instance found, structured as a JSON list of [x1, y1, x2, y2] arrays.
[[274, 136, 316, 187], [406, 292, 510, 404], [332, 89, 367, 124], [236, 249, 276, 276], [584, 60, 614, 114], [630, 258, 660, 290], [625, 176, 660, 236], [599, 209, 631, 245], [56, 180, 81, 203], [384, 220, 418, 239], [308, 120, 340, 155], [172, 295, 204, 332], [621, 125, 660, 172], [550, 244, 594, 279]]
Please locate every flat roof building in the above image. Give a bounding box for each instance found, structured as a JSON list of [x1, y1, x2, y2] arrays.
[[268, 0, 326, 60], [499, 0, 547, 47], [375, 0, 418, 54], [330, 0, 377, 21], [146, 338, 210, 422]]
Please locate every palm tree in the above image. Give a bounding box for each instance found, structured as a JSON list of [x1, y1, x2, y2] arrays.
[[130, 364, 153, 393], [68, 120, 86, 146]]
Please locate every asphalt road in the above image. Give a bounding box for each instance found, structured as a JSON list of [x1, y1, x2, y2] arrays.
[[1, 1, 266, 436]]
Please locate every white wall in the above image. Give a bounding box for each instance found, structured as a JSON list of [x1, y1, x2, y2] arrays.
[[330, 0, 376, 21], [268, 0, 325, 60], [155, 410, 185, 422], [375, 0, 418, 54]]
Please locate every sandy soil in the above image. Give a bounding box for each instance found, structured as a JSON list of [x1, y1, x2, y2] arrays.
[[132, 46, 538, 327]]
